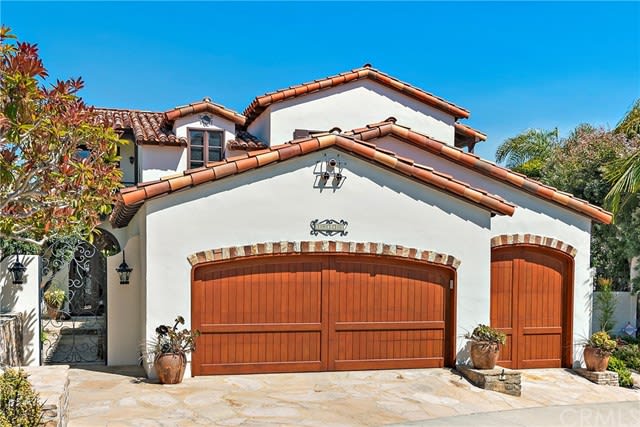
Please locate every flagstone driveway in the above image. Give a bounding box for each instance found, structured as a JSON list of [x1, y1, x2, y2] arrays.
[[68, 366, 639, 426]]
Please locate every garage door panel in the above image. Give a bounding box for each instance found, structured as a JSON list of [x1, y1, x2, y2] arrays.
[[334, 329, 444, 361], [491, 246, 571, 369], [200, 262, 323, 325], [330, 258, 449, 370], [193, 254, 453, 375]]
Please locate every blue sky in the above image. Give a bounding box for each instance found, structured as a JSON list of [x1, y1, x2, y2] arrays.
[[1, 1, 638, 161]]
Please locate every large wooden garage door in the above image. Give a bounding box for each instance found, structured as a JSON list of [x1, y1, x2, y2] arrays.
[[192, 255, 453, 375], [491, 246, 573, 369]]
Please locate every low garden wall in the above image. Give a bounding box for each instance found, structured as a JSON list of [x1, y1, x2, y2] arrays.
[[592, 291, 638, 335]]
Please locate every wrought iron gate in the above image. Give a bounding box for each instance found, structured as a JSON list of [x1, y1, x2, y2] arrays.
[[40, 237, 108, 364]]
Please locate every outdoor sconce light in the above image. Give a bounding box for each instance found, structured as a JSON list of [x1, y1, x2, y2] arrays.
[[498, 369, 506, 382], [116, 251, 133, 285], [315, 155, 345, 187], [8, 254, 26, 285]]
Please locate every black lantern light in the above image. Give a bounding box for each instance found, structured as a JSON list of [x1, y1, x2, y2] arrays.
[[9, 254, 27, 285], [116, 251, 133, 285]]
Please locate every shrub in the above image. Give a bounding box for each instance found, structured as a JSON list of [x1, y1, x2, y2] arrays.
[[607, 356, 634, 388], [465, 324, 507, 345], [613, 343, 640, 371], [43, 286, 65, 309], [0, 369, 43, 427]]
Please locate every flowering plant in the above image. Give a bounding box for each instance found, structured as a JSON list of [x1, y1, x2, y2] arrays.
[[153, 315, 200, 357]]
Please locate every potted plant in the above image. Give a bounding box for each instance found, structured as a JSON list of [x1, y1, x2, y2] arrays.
[[152, 316, 200, 384], [584, 331, 617, 372], [43, 287, 65, 320], [465, 324, 507, 369]]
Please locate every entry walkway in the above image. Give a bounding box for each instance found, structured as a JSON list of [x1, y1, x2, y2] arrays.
[[68, 366, 639, 426]]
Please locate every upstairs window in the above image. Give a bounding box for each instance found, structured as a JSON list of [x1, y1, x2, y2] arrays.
[[189, 129, 224, 169]]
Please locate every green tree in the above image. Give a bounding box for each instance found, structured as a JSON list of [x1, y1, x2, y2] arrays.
[[0, 27, 123, 248], [495, 128, 559, 178], [543, 125, 640, 289], [605, 100, 640, 214]]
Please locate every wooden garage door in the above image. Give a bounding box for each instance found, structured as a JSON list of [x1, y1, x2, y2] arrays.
[[192, 255, 453, 375], [491, 246, 572, 369]]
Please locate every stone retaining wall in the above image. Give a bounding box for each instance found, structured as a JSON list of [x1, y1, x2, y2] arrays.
[[0, 313, 23, 366], [24, 365, 69, 427]]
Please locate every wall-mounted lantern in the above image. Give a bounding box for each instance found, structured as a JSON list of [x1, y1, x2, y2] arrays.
[[8, 254, 26, 285], [315, 154, 346, 188], [116, 251, 133, 285]]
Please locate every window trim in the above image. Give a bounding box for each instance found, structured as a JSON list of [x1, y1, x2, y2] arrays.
[[187, 128, 225, 169]]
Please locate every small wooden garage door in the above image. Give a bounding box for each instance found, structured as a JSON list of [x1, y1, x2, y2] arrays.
[[191, 255, 453, 375], [491, 246, 573, 369]]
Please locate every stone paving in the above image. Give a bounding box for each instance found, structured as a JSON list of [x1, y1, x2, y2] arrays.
[[67, 366, 639, 426]]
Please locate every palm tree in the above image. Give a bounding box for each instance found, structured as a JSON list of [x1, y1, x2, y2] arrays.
[[495, 128, 560, 178], [605, 100, 640, 214], [614, 99, 640, 139]]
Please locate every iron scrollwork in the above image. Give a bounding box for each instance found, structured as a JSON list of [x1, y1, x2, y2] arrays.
[[310, 219, 348, 237], [40, 237, 107, 364]]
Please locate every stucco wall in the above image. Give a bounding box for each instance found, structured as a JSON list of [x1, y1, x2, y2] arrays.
[[106, 236, 141, 365], [250, 80, 456, 146], [133, 148, 493, 376], [139, 145, 187, 183], [592, 291, 638, 335], [119, 137, 136, 185], [0, 255, 41, 366], [376, 135, 594, 364]]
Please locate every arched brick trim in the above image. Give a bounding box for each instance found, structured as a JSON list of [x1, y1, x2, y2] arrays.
[[491, 234, 577, 258], [187, 241, 461, 269]]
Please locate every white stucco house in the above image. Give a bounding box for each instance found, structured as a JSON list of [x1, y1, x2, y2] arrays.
[[91, 64, 612, 377]]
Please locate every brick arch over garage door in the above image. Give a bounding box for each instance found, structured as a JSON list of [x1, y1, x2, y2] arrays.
[[490, 235, 575, 369], [189, 241, 459, 376]]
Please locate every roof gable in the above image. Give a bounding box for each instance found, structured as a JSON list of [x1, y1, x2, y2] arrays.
[[110, 133, 515, 228], [243, 65, 470, 126], [164, 98, 246, 126], [344, 119, 613, 224]]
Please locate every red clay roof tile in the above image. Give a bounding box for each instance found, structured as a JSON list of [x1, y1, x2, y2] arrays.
[[95, 101, 253, 147], [243, 65, 471, 126], [110, 132, 515, 228], [344, 120, 613, 224], [455, 122, 487, 141], [164, 98, 246, 125]]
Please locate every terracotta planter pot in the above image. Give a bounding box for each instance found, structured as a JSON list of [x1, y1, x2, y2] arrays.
[[470, 341, 500, 369], [584, 346, 610, 372], [154, 352, 186, 384], [46, 305, 59, 320]]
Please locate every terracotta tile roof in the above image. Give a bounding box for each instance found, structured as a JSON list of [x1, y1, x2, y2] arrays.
[[243, 64, 470, 126], [110, 133, 515, 227], [227, 131, 268, 151], [164, 98, 246, 126], [455, 122, 487, 141], [95, 100, 254, 147], [344, 119, 613, 224], [94, 108, 186, 146]]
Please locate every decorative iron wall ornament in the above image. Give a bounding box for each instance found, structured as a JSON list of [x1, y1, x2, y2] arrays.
[[200, 114, 212, 126], [310, 219, 348, 236]]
